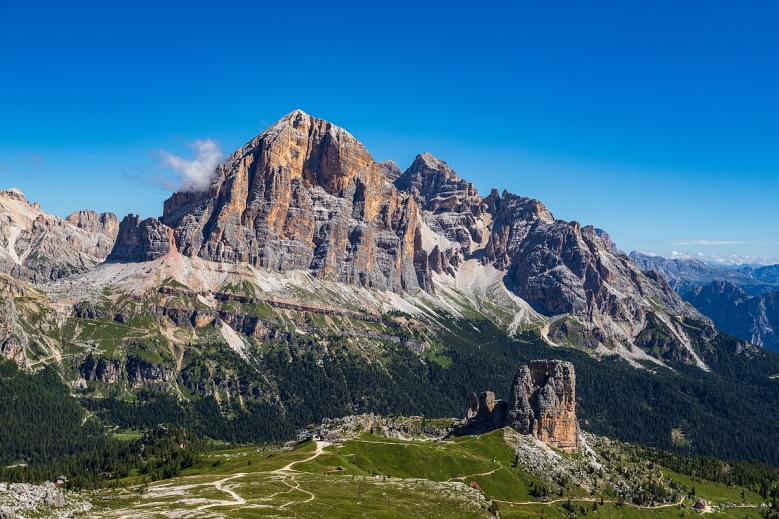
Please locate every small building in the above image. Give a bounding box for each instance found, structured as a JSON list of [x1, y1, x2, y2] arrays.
[[693, 499, 711, 512], [322, 432, 341, 443], [54, 476, 68, 487]]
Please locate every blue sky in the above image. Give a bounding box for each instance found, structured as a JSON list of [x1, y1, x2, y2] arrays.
[[1, 2, 777, 264]]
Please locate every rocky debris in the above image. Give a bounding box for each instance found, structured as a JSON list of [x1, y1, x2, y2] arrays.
[[684, 280, 779, 352], [504, 429, 684, 503], [65, 209, 119, 238], [0, 188, 117, 283], [461, 360, 579, 452], [0, 481, 91, 517], [107, 215, 176, 262], [306, 414, 453, 441]]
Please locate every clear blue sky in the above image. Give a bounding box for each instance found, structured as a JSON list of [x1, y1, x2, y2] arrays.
[[1, 2, 777, 264]]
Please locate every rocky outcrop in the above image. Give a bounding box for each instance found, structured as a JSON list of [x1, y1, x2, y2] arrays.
[[683, 281, 779, 352], [0, 275, 28, 366], [0, 189, 118, 282], [461, 360, 578, 452], [594, 228, 621, 255], [505, 360, 578, 451], [107, 215, 176, 262], [66, 209, 119, 238], [79, 356, 122, 383]]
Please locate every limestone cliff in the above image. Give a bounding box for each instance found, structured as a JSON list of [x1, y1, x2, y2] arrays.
[[155, 109, 421, 292], [66, 209, 119, 238], [107, 215, 176, 262], [505, 360, 578, 451], [461, 360, 579, 452], [458, 360, 579, 452]]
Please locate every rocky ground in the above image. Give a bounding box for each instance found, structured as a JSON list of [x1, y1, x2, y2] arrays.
[[0, 482, 92, 519]]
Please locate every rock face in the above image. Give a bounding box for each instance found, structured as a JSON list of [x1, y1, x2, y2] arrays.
[[463, 360, 579, 452], [594, 228, 621, 255], [505, 360, 577, 451], [107, 215, 176, 262], [0, 189, 118, 282], [151, 110, 420, 292], [0, 275, 29, 366], [66, 209, 119, 238], [739, 264, 779, 284], [683, 281, 779, 352], [106, 110, 709, 353]]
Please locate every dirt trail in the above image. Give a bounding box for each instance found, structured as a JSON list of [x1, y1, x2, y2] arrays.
[[197, 472, 247, 510], [276, 440, 328, 472], [448, 463, 503, 481], [494, 496, 687, 509]]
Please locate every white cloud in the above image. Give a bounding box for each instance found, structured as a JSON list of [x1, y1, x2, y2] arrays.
[[668, 250, 779, 266], [159, 140, 224, 192], [668, 240, 746, 245]]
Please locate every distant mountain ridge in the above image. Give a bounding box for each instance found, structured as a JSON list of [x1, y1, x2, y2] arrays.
[[683, 280, 779, 352], [629, 251, 779, 296]]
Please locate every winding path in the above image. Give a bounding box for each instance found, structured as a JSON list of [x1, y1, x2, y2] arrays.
[[276, 440, 328, 472], [494, 495, 687, 510], [197, 473, 247, 510]]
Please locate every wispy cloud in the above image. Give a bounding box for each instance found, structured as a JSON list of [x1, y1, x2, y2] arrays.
[[669, 250, 779, 266], [668, 240, 746, 245], [152, 140, 224, 193], [0, 165, 8, 173]]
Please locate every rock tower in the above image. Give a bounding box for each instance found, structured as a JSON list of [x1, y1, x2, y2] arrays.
[[464, 360, 579, 452]]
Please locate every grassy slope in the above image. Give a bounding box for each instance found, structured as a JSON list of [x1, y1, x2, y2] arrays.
[[86, 430, 773, 519]]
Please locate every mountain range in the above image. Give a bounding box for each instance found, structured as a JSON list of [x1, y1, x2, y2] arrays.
[[2, 110, 779, 474], [630, 252, 779, 352], [630, 252, 779, 296]]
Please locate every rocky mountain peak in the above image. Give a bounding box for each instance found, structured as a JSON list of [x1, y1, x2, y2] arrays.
[[3, 188, 27, 203], [395, 152, 480, 213], [250, 108, 374, 196], [0, 191, 118, 282], [105, 110, 710, 357]]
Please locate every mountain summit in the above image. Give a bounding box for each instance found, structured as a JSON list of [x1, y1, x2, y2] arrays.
[[107, 110, 705, 359]]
